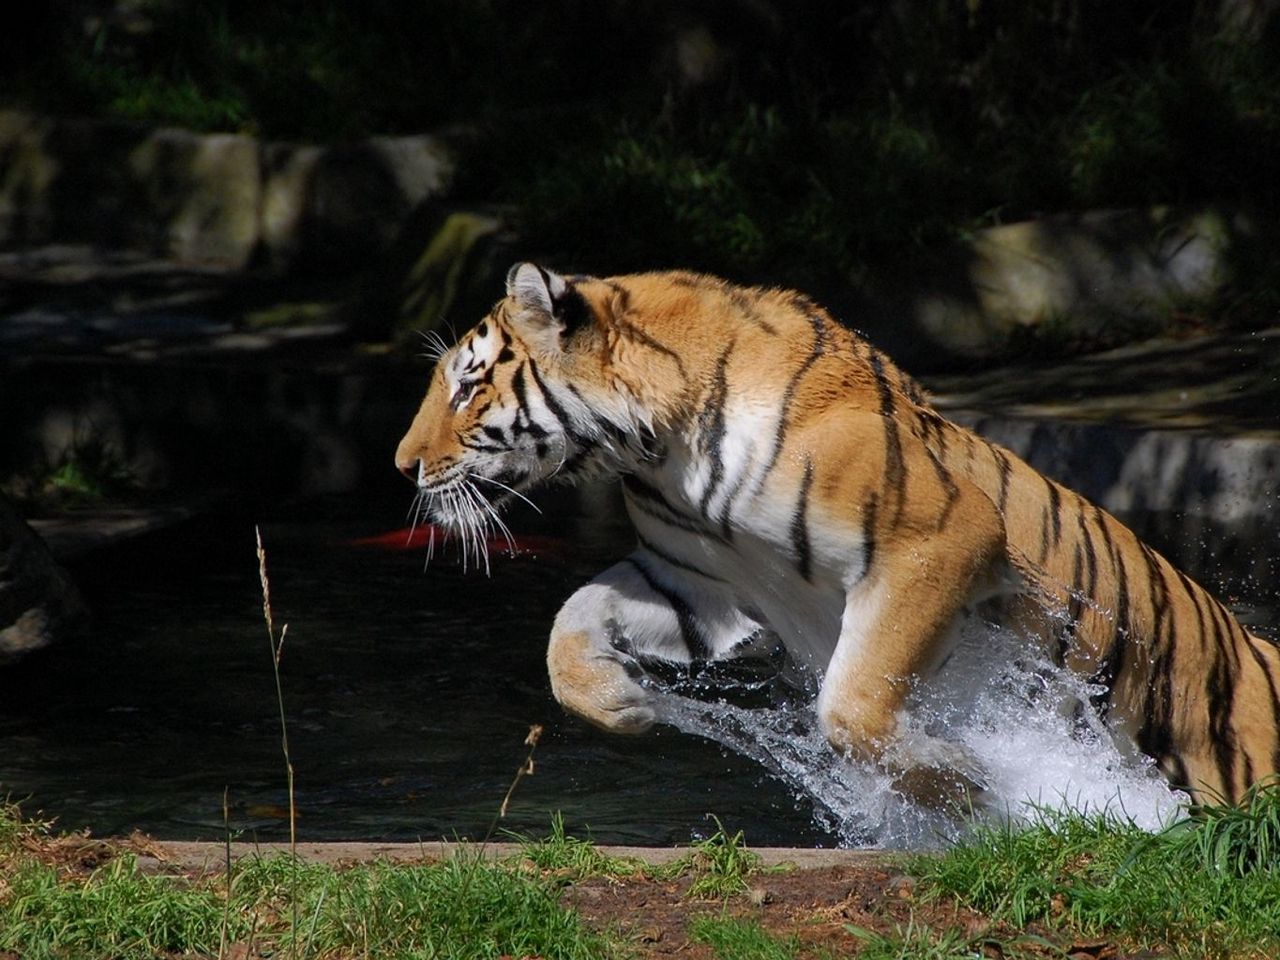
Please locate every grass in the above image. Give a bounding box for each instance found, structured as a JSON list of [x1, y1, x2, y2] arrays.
[[4, 796, 1280, 958], [681, 817, 764, 900], [509, 811, 646, 881], [509, 811, 767, 899], [1173, 775, 1280, 876], [3, 440, 142, 511], [843, 918, 1019, 960], [912, 784, 1280, 958], [689, 915, 799, 960], [287, 854, 613, 960], [0, 855, 234, 959], [0, 809, 615, 960]]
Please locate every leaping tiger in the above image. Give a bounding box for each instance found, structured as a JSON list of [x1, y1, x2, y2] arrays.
[[394, 263, 1280, 807]]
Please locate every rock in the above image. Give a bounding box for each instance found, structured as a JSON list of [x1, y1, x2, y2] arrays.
[[0, 112, 260, 266], [261, 135, 453, 275], [347, 205, 508, 345], [128, 128, 262, 266], [866, 205, 1260, 368], [0, 110, 454, 276], [0, 496, 86, 665]]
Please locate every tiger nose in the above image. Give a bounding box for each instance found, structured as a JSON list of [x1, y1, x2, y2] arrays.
[[396, 456, 420, 483]]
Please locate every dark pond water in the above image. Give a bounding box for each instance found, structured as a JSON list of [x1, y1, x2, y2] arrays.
[[0, 484, 1275, 849], [0, 487, 837, 847]]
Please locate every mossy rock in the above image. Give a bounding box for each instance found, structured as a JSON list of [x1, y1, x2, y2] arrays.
[[349, 205, 511, 347]]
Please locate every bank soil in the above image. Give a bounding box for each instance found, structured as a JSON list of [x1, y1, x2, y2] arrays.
[[562, 863, 1149, 959]]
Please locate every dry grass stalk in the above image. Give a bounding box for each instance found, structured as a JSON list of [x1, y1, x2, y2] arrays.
[[254, 525, 298, 958]]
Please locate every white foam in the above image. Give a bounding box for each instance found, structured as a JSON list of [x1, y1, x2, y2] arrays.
[[648, 622, 1188, 848]]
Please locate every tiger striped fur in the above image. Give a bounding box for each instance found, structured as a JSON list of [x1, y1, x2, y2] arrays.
[[395, 263, 1280, 806]]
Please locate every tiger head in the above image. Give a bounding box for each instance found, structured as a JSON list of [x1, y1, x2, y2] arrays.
[[394, 263, 638, 555]]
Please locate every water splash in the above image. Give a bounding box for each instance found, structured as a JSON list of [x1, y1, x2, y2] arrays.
[[647, 622, 1188, 849]]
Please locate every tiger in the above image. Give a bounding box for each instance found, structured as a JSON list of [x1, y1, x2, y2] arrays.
[[394, 262, 1280, 807]]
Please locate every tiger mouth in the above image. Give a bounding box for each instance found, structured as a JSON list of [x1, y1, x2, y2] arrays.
[[419, 468, 528, 513]]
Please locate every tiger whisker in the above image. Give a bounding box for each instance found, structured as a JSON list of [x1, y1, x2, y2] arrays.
[[467, 482, 520, 558], [450, 480, 490, 576], [468, 472, 542, 515], [458, 480, 497, 575]]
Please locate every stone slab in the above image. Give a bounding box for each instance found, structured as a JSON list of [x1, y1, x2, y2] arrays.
[[155, 839, 892, 873]]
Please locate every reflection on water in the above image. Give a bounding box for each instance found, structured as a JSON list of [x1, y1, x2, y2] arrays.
[[0, 487, 1274, 848]]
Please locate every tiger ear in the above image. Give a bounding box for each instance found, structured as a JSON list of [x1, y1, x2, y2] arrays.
[[504, 262, 591, 349], [506, 262, 567, 320]]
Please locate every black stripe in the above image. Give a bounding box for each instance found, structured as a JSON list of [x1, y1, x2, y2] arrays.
[[1048, 483, 1063, 548], [921, 410, 949, 459], [1243, 632, 1280, 761], [623, 475, 726, 543], [459, 436, 509, 454], [605, 283, 689, 378], [1200, 577, 1242, 680], [1207, 632, 1239, 796], [859, 491, 879, 581], [1087, 507, 1130, 712], [554, 284, 592, 336], [525, 359, 570, 424], [1135, 545, 1175, 767], [511, 363, 532, 420], [1172, 576, 1218, 793], [1062, 510, 1100, 663], [727, 288, 779, 335], [1100, 506, 1131, 642], [994, 447, 1014, 515], [758, 312, 828, 483], [698, 345, 734, 515], [1193, 573, 1243, 796], [1079, 511, 1099, 604], [526, 359, 603, 473], [636, 532, 725, 583], [510, 417, 549, 440], [882, 419, 905, 510], [869, 349, 896, 418], [1059, 543, 1086, 665], [625, 557, 711, 660], [508, 363, 554, 440], [925, 450, 960, 529], [1036, 478, 1063, 564], [790, 457, 815, 581]]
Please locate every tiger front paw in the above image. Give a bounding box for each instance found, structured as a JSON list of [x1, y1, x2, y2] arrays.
[[547, 629, 656, 734]]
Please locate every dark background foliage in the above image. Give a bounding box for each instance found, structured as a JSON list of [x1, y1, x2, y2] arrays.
[[4, 1, 1279, 289]]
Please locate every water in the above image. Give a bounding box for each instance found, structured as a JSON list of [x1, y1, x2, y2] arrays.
[[0, 487, 1272, 848], [650, 626, 1187, 849]]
